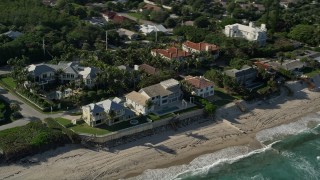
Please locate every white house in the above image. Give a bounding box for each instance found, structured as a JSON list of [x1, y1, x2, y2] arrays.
[[27, 61, 98, 87], [139, 24, 168, 35], [125, 79, 182, 115], [184, 76, 215, 98], [82, 99, 136, 127], [224, 22, 267, 46]]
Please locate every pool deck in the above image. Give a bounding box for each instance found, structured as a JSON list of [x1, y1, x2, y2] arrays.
[[153, 100, 195, 116]]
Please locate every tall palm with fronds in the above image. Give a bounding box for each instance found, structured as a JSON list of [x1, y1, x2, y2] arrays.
[[55, 68, 64, 85]]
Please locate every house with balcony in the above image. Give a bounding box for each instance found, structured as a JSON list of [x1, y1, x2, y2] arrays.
[[27, 61, 98, 88], [82, 99, 136, 127], [183, 76, 215, 98], [151, 47, 191, 61], [225, 65, 258, 87], [224, 22, 267, 46], [182, 41, 220, 60], [125, 79, 183, 115]]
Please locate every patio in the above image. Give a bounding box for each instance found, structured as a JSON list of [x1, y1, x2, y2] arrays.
[[153, 100, 196, 116]]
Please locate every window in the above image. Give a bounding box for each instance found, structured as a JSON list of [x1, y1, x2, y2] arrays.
[[200, 89, 203, 92], [162, 95, 168, 98], [162, 99, 167, 104], [152, 97, 155, 100], [210, 91, 214, 94], [206, 87, 208, 90], [96, 113, 99, 116], [71, 74, 74, 78], [96, 120, 102, 124], [42, 74, 47, 78]]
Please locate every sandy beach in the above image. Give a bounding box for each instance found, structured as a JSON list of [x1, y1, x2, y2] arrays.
[[1, 78, 320, 180]]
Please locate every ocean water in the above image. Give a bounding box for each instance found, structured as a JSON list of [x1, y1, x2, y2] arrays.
[[133, 113, 320, 180]]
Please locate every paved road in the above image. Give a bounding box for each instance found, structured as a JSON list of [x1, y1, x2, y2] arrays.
[[118, 12, 156, 25], [0, 65, 12, 75], [0, 86, 67, 131]]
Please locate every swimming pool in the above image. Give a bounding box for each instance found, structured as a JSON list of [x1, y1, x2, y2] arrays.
[[155, 106, 179, 115]]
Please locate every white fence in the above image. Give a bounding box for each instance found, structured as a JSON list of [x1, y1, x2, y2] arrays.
[[81, 109, 204, 143]]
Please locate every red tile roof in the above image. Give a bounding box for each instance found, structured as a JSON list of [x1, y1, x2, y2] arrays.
[[184, 76, 214, 89], [254, 61, 270, 69], [152, 47, 190, 60], [102, 11, 128, 23], [183, 41, 219, 52], [139, 63, 158, 75]]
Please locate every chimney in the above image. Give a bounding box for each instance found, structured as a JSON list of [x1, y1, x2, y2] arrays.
[[205, 45, 209, 51], [170, 52, 173, 59], [261, 24, 266, 31], [134, 65, 139, 71], [199, 43, 201, 50], [176, 48, 178, 55]]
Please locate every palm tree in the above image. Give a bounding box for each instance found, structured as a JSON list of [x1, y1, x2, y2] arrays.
[[145, 99, 154, 110], [108, 109, 116, 125], [55, 68, 64, 85]]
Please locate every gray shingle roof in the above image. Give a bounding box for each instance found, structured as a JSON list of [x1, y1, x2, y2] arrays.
[[87, 99, 124, 113], [225, 66, 257, 78], [28, 64, 56, 76], [140, 84, 172, 97]]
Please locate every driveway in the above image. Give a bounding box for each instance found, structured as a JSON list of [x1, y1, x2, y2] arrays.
[[118, 12, 156, 25], [0, 65, 12, 75], [0, 86, 66, 131]]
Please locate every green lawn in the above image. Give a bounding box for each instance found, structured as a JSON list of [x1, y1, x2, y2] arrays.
[[147, 113, 175, 121], [0, 77, 16, 89], [214, 88, 238, 100], [302, 67, 320, 77], [70, 122, 111, 135], [127, 12, 143, 19], [55, 117, 72, 127], [69, 117, 148, 135]]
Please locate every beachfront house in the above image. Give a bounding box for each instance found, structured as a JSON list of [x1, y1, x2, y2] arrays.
[[82, 99, 136, 127], [268, 60, 305, 72], [27, 61, 98, 88], [183, 76, 215, 98], [224, 22, 267, 46], [125, 79, 182, 115], [151, 47, 190, 61], [225, 65, 258, 87], [182, 41, 220, 60]]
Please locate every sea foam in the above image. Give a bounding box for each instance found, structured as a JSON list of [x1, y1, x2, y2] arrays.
[[131, 141, 279, 180], [256, 113, 320, 143]]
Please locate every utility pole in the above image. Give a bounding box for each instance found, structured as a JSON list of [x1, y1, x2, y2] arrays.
[[42, 37, 45, 57], [106, 31, 108, 50], [155, 29, 158, 43]]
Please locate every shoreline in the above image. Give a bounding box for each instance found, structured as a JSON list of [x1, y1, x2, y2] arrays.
[[1, 80, 320, 180]]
